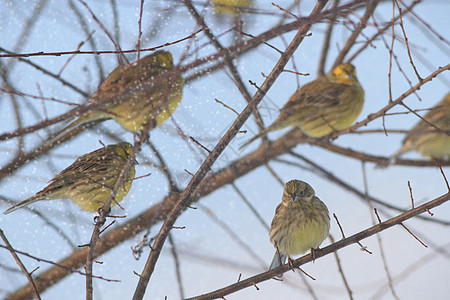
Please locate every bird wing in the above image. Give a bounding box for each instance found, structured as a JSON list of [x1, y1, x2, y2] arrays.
[[408, 103, 450, 135], [47, 147, 122, 188], [282, 80, 346, 112], [89, 64, 169, 105], [274, 80, 347, 125], [270, 203, 284, 227]]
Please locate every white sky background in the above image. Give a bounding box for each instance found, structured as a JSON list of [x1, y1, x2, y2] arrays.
[[0, 0, 449, 299]]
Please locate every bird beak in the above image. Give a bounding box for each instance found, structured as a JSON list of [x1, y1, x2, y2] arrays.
[[292, 195, 298, 202]]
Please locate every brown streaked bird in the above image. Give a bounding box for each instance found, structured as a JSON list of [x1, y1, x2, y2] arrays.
[[212, 0, 253, 18], [54, 50, 184, 136], [391, 93, 450, 161], [241, 63, 364, 149], [4, 142, 137, 214], [269, 180, 330, 277]]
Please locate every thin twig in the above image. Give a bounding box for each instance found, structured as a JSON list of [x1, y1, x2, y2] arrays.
[[400, 223, 427, 248], [329, 234, 353, 300], [0, 244, 119, 282], [136, 0, 145, 60], [0, 229, 41, 300], [393, 0, 422, 81], [67, 0, 105, 80], [333, 213, 346, 239], [215, 98, 240, 116], [0, 46, 89, 97], [6, 0, 49, 70], [434, 159, 450, 191], [147, 141, 178, 191], [407, 181, 414, 209], [332, 0, 379, 68], [231, 183, 270, 231], [361, 162, 399, 300], [318, 0, 340, 76], [198, 204, 267, 268], [190, 136, 212, 154], [168, 233, 185, 299], [183, 0, 266, 131]]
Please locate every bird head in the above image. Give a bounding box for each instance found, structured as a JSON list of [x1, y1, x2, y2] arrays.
[[113, 142, 138, 165], [282, 179, 315, 206], [328, 63, 358, 85], [137, 50, 174, 71]]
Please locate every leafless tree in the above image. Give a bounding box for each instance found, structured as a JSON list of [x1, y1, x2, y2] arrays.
[[1, 1, 449, 299]]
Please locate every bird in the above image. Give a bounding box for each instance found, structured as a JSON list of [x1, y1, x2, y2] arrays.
[[54, 50, 184, 136], [241, 63, 364, 149], [269, 179, 330, 277], [3, 142, 137, 214], [212, 0, 252, 18], [390, 92, 450, 161]]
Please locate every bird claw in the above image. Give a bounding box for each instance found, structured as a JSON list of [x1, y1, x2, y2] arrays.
[[288, 256, 295, 272], [311, 248, 316, 262]]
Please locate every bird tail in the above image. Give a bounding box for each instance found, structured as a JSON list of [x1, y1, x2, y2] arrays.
[[46, 111, 110, 143], [269, 251, 286, 278], [58, 114, 89, 135], [3, 194, 46, 215], [239, 128, 270, 150], [386, 146, 408, 167], [387, 154, 400, 166], [239, 118, 289, 150]]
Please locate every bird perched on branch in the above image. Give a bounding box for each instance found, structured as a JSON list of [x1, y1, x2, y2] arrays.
[[241, 63, 364, 148], [3, 142, 137, 214], [54, 50, 184, 136], [269, 180, 330, 277], [390, 93, 450, 161]]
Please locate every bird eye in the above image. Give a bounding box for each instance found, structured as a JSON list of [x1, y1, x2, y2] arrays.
[[299, 190, 304, 196]]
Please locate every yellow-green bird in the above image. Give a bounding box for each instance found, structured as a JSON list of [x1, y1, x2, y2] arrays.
[[3, 142, 137, 214], [241, 63, 364, 148], [212, 0, 252, 17], [57, 50, 184, 135], [269, 180, 330, 276], [391, 93, 450, 160]]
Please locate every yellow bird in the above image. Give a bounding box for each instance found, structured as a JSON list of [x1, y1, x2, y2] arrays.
[[391, 93, 450, 160], [241, 64, 364, 148], [212, 0, 252, 17], [269, 180, 330, 276], [57, 50, 184, 135], [4, 142, 137, 214]]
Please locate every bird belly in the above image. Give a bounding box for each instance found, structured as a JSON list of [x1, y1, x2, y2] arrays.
[[415, 133, 450, 158], [113, 77, 183, 132], [66, 168, 134, 212], [285, 218, 328, 255], [301, 87, 364, 137], [272, 210, 329, 256], [155, 86, 183, 127]]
